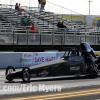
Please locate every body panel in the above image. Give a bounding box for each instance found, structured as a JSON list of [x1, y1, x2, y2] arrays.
[[6, 56, 86, 80]]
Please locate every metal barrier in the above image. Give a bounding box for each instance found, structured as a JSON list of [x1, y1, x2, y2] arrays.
[[0, 30, 100, 45]]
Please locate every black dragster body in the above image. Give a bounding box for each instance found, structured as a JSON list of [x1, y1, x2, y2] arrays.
[[6, 42, 100, 82]]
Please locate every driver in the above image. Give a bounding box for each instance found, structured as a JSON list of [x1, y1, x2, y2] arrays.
[[70, 51, 77, 56]]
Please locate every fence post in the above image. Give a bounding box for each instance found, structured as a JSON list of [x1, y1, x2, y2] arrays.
[[13, 30, 14, 45], [27, 30, 28, 45], [95, 34, 96, 45], [61, 36, 62, 45], [98, 37, 99, 45], [74, 32, 76, 45], [64, 31, 65, 45], [52, 31, 53, 45], [85, 35, 86, 42], [17, 35, 19, 45], [40, 31, 41, 45], [80, 36, 81, 43]]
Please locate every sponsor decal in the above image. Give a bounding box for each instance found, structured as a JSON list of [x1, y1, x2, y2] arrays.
[[97, 20, 100, 27], [24, 54, 32, 57], [55, 15, 87, 25], [21, 59, 31, 62], [72, 21, 83, 25], [34, 53, 56, 65], [31, 74, 37, 77], [21, 53, 33, 67], [21, 53, 56, 67], [70, 66, 80, 71], [39, 70, 49, 77], [92, 17, 100, 26]]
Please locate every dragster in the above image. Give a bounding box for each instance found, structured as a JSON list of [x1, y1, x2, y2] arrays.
[[6, 42, 100, 82]]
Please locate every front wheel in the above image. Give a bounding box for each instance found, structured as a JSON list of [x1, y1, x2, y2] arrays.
[[22, 67, 31, 82]]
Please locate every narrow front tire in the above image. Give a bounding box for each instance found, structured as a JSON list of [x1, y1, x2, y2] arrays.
[[22, 67, 31, 82]]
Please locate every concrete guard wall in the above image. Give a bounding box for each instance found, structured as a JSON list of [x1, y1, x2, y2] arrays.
[[0, 53, 21, 69], [0, 52, 64, 69]]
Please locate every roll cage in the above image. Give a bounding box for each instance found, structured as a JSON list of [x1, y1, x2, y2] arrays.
[[63, 49, 80, 57]]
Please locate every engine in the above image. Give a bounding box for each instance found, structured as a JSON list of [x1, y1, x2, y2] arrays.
[[80, 42, 98, 73]]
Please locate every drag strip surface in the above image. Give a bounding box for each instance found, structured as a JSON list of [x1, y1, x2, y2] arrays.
[[0, 70, 100, 100]]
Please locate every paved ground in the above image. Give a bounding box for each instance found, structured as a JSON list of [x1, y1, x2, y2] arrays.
[[0, 70, 100, 100]]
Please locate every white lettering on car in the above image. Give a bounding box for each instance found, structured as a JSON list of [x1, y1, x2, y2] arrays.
[[31, 74, 37, 77], [39, 70, 49, 77], [70, 66, 80, 71]]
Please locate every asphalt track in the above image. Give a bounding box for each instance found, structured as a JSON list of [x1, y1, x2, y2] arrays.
[[0, 70, 100, 100]]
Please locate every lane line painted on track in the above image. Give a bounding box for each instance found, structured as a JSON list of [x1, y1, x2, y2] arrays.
[[35, 91, 100, 100], [11, 88, 100, 100]]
